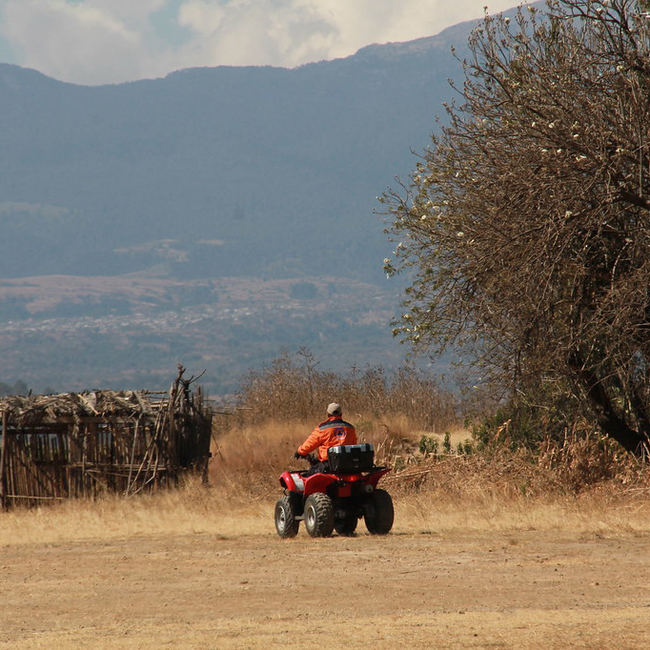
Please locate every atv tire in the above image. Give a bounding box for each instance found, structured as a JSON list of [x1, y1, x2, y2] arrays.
[[275, 495, 300, 538], [304, 493, 334, 537], [334, 509, 358, 536], [364, 489, 394, 535]]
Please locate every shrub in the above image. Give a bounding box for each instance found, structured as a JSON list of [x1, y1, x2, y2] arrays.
[[471, 395, 578, 452], [236, 349, 460, 432], [442, 432, 451, 454], [418, 435, 438, 457]]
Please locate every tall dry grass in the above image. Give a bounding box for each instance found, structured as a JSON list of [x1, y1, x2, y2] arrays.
[[4, 391, 650, 546], [392, 435, 650, 535], [212, 412, 650, 500], [4, 440, 650, 548], [210, 414, 650, 535], [0, 475, 273, 547], [209, 413, 442, 498]]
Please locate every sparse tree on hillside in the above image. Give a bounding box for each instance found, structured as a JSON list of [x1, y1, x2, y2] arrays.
[[382, 0, 650, 453]]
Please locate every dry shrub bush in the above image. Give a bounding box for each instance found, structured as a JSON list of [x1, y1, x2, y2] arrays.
[[209, 351, 463, 496], [236, 350, 460, 433], [536, 429, 635, 492], [387, 429, 650, 503]]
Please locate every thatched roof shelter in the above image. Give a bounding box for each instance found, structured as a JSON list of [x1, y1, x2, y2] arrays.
[[1, 390, 161, 424], [0, 368, 212, 508]]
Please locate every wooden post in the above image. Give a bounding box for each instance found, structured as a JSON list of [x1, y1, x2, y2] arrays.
[[167, 370, 182, 486], [0, 410, 8, 510], [125, 418, 140, 496]]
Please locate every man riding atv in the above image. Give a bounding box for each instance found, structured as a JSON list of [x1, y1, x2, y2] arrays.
[[276, 402, 393, 537], [295, 402, 357, 475]]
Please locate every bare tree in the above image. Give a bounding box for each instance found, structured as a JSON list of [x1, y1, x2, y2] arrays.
[[383, 0, 650, 453]]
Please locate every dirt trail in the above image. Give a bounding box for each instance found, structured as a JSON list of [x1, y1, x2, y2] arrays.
[[2, 525, 650, 648]]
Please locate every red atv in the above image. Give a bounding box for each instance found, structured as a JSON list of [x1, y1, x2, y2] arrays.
[[274, 443, 394, 538]]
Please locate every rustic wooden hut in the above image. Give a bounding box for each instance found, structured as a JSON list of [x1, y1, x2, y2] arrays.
[[0, 368, 212, 508]]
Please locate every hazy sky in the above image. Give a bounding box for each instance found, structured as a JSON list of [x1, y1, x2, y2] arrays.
[[0, 0, 525, 85]]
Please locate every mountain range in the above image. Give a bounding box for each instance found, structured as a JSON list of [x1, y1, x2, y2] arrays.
[[0, 13, 497, 394]]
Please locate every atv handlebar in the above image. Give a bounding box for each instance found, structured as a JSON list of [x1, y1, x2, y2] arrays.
[[295, 452, 318, 466]]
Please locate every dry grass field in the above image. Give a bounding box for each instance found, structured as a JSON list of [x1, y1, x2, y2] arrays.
[[2, 419, 650, 648]]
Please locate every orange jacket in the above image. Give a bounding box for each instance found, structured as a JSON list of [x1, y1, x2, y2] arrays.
[[297, 416, 357, 461]]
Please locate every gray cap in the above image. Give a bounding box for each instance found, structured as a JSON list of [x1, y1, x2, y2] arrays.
[[327, 402, 341, 416]]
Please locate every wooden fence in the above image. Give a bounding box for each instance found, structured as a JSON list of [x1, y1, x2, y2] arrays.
[[0, 369, 212, 508]]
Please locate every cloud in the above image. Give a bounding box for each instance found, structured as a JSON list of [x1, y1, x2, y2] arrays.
[[1, 0, 155, 84], [0, 0, 526, 85], [175, 0, 527, 69], [176, 0, 338, 67]]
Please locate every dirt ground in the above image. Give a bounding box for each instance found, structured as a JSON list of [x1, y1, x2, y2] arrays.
[[2, 519, 650, 649]]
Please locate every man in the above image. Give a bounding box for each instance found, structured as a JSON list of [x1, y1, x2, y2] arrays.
[[295, 402, 357, 474]]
